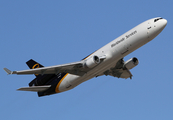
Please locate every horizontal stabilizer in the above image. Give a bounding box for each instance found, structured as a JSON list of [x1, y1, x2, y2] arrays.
[[3, 68, 12, 75], [17, 85, 51, 92]]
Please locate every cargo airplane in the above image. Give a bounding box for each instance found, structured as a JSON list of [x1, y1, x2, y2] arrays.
[[4, 17, 167, 97]]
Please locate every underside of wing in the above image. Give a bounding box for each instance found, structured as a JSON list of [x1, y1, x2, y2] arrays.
[[105, 68, 133, 79], [17, 85, 51, 92], [103, 58, 139, 79], [7, 61, 86, 76]]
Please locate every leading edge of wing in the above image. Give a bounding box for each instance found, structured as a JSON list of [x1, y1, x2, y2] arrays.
[[4, 61, 85, 76]]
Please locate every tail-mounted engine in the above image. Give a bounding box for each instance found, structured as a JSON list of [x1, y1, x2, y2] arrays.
[[84, 55, 100, 68], [123, 57, 139, 70]]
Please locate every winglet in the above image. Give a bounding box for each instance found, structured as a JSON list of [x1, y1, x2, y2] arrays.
[[3, 68, 13, 75]]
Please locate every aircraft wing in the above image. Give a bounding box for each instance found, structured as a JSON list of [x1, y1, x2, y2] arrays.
[[103, 58, 133, 79], [4, 61, 87, 76]]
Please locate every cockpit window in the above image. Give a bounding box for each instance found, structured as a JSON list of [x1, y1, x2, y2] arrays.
[[154, 18, 163, 22]]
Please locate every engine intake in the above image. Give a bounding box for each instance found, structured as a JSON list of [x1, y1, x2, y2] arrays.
[[124, 57, 139, 70], [84, 55, 100, 68]]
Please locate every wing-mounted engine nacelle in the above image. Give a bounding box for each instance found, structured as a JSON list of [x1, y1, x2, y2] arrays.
[[124, 57, 139, 70], [84, 55, 100, 68]]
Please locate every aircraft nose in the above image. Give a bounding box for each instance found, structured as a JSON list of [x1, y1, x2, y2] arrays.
[[161, 19, 167, 28], [149, 18, 167, 39], [155, 18, 167, 32]]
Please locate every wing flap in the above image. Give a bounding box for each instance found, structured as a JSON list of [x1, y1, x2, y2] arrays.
[[17, 85, 51, 92]]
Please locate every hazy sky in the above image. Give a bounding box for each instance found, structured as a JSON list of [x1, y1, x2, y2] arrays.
[[1, 1, 173, 120]]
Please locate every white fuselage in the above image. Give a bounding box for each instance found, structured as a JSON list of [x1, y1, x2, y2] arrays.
[[57, 18, 167, 93]]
